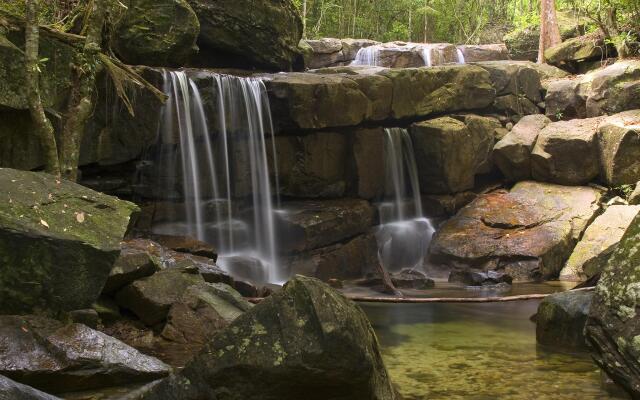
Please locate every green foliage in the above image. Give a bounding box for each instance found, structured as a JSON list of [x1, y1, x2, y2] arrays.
[[0, 0, 78, 26]]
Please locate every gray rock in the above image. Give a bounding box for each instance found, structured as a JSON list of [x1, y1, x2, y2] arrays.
[[586, 60, 640, 117], [0, 315, 170, 393], [0, 375, 60, 400], [597, 110, 640, 186], [536, 290, 593, 350]]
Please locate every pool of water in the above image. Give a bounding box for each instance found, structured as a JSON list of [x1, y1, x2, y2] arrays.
[[361, 299, 628, 400]]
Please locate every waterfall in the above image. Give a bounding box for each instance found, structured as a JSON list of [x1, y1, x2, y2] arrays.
[[152, 70, 282, 284], [376, 128, 434, 272], [456, 47, 466, 64], [351, 46, 380, 66], [421, 45, 433, 67]]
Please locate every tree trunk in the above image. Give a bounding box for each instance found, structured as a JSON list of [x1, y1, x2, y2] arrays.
[[59, 0, 106, 181], [302, 0, 307, 39], [25, 0, 60, 177], [538, 0, 562, 63]]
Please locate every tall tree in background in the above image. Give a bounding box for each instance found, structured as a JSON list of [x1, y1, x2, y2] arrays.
[[538, 0, 562, 62], [25, 0, 60, 176]]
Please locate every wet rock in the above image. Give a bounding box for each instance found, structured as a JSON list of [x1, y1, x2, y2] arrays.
[[597, 110, 640, 186], [391, 269, 435, 290], [494, 114, 551, 181], [350, 128, 386, 199], [121, 276, 398, 400], [287, 234, 378, 281], [545, 34, 613, 67], [115, 268, 205, 326], [586, 60, 640, 117], [111, 0, 200, 67], [187, 0, 302, 70], [103, 239, 161, 294], [340, 39, 380, 61], [277, 199, 375, 253], [585, 212, 640, 397], [410, 117, 479, 194], [560, 205, 640, 281], [0, 375, 60, 400], [0, 315, 170, 393], [449, 269, 513, 286], [275, 132, 348, 198], [0, 168, 139, 314], [531, 117, 602, 185], [430, 181, 602, 280], [161, 282, 252, 346], [536, 290, 593, 350], [147, 233, 217, 260]]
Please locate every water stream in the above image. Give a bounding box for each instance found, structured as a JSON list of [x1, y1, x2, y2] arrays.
[[151, 70, 282, 283]]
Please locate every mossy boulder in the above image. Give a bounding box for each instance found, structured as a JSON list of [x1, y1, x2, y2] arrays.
[[122, 276, 398, 400], [536, 290, 593, 350], [187, 0, 303, 70], [0, 168, 139, 314], [586, 60, 640, 117], [112, 0, 200, 67], [585, 212, 640, 397], [545, 34, 613, 67]]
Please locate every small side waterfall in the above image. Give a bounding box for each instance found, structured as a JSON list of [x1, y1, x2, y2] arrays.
[[422, 45, 433, 67], [351, 46, 381, 66], [152, 70, 282, 284], [376, 128, 434, 272], [456, 47, 466, 64]]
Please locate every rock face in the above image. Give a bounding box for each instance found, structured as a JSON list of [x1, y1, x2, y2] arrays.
[[0, 169, 139, 314], [124, 276, 397, 400], [112, 0, 200, 66], [103, 239, 162, 294], [597, 110, 640, 186], [544, 77, 591, 120], [116, 267, 205, 326], [0, 315, 170, 393], [494, 114, 551, 181], [536, 290, 593, 350], [430, 182, 602, 280], [187, 0, 303, 70], [585, 213, 640, 397], [560, 205, 640, 281], [531, 117, 602, 185], [0, 375, 60, 400]]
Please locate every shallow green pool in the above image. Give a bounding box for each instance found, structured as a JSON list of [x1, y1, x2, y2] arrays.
[[361, 299, 628, 400]]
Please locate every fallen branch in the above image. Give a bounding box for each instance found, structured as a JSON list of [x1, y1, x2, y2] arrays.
[[246, 287, 594, 304]]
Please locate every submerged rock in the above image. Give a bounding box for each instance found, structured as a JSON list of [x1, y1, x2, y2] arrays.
[[430, 181, 602, 280], [0, 315, 170, 393], [449, 269, 513, 286], [536, 290, 593, 350], [0, 168, 139, 314], [0, 375, 60, 400], [585, 212, 640, 397], [123, 276, 398, 400], [560, 205, 640, 281]]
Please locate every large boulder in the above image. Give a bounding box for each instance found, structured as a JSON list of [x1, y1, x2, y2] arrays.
[[475, 61, 542, 103], [597, 110, 640, 186], [586, 60, 640, 117], [430, 181, 602, 280], [494, 114, 551, 181], [0, 315, 170, 393], [112, 0, 200, 66], [122, 276, 398, 400], [536, 290, 593, 350], [458, 44, 509, 62], [0, 169, 139, 314], [187, 0, 303, 70], [560, 205, 640, 281], [544, 77, 592, 120], [531, 117, 602, 185], [115, 267, 205, 326], [304, 38, 345, 69], [545, 34, 612, 67], [0, 375, 60, 400], [585, 212, 640, 397]]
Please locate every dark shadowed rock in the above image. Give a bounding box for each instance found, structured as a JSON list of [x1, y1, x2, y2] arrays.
[[0, 375, 60, 400], [116, 268, 205, 326], [0, 169, 139, 314], [0, 316, 170, 394], [585, 212, 640, 397], [536, 290, 593, 350], [494, 114, 551, 181], [147, 233, 217, 260], [350, 128, 386, 199], [531, 117, 602, 185], [121, 276, 398, 400], [430, 182, 602, 280], [449, 269, 513, 286]]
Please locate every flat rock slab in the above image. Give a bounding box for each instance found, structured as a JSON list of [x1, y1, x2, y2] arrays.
[[0, 168, 139, 314], [0, 316, 170, 394], [560, 205, 640, 281], [429, 181, 602, 280]]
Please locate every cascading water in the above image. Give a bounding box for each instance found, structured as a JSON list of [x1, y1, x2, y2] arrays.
[[151, 70, 282, 284], [376, 128, 434, 272], [351, 45, 381, 66], [456, 47, 466, 64], [422, 45, 433, 67]]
